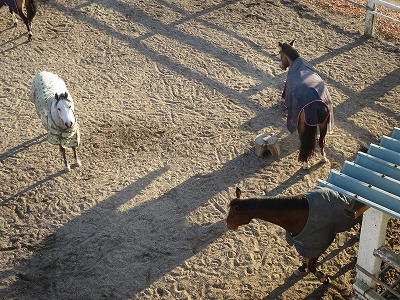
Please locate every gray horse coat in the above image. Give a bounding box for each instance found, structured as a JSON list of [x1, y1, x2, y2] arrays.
[[285, 187, 361, 258], [283, 57, 334, 134], [30, 71, 80, 148]]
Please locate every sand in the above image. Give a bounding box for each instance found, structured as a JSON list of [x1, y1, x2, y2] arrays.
[[0, 0, 399, 299]]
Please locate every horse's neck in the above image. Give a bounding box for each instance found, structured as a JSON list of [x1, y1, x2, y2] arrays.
[[287, 56, 296, 69], [247, 198, 308, 236], [50, 101, 66, 129], [281, 54, 294, 70], [253, 209, 307, 235]]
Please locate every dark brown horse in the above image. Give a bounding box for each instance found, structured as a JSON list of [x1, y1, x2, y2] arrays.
[[1, 0, 37, 41], [279, 41, 333, 169], [227, 187, 361, 285]]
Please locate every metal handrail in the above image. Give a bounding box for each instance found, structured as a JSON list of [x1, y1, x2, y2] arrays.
[[355, 264, 400, 299]]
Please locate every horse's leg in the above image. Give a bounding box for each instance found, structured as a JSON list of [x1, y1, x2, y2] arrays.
[[8, 7, 18, 26], [318, 118, 329, 163], [73, 147, 82, 167], [12, 12, 18, 26], [59, 145, 70, 172], [17, 10, 31, 39], [293, 259, 308, 276], [25, 0, 37, 41], [306, 258, 330, 285], [16, 0, 34, 41]]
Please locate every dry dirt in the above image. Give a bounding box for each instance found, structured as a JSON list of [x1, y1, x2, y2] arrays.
[[1, 0, 399, 299]]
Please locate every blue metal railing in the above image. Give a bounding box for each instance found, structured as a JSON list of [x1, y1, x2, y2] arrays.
[[317, 127, 400, 219]]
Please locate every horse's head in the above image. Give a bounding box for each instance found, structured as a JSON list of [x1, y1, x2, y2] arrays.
[[54, 92, 76, 129], [278, 40, 299, 70], [226, 187, 252, 230]]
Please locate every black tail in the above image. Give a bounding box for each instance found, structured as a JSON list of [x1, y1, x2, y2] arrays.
[[298, 124, 317, 162], [27, 0, 37, 21]]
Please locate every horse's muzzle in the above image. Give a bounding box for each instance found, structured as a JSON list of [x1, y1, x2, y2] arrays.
[[226, 222, 238, 231]]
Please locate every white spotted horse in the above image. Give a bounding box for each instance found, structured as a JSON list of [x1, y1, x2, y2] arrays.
[[279, 41, 334, 169], [227, 187, 361, 284], [1, 0, 37, 41], [30, 71, 81, 171]]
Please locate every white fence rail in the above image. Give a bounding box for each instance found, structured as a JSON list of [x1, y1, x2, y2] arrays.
[[347, 0, 400, 37]]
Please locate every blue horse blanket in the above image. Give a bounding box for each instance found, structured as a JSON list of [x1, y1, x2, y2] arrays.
[[0, 0, 19, 14], [285, 187, 361, 258], [282, 57, 334, 133]]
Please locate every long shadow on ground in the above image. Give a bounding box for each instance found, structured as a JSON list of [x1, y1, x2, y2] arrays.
[[1, 150, 275, 299]]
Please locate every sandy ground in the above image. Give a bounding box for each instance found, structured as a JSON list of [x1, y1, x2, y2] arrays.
[[0, 0, 399, 299]]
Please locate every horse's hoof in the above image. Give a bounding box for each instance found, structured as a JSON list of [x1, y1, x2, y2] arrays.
[[64, 164, 71, 172], [75, 159, 82, 167], [303, 162, 311, 170], [322, 276, 331, 285], [320, 156, 328, 163]]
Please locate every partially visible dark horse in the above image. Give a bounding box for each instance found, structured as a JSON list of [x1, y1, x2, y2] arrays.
[[227, 187, 361, 284], [1, 0, 37, 41], [279, 41, 333, 169]]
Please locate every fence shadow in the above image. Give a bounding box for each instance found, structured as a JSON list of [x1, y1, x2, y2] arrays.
[[264, 234, 359, 299], [0, 31, 29, 54], [1, 150, 269, 299], [1, 169, 66, 206], [0, 134, 46, 162], [1, 0, 399, 298], [42, 0, 400, 154]]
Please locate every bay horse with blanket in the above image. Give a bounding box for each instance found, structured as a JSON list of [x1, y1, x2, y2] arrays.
[[227, 187, 361, 284], [1, 0, 37, 41], [279, 41, 333, 169]]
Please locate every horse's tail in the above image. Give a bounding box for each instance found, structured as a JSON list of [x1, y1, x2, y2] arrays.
[[26, 0, 37, 21], [298, 124, 317, 162]]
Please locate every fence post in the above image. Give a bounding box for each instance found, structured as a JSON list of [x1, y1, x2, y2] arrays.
[[365, 0, 377, 37], [354, 208, 390, 288]]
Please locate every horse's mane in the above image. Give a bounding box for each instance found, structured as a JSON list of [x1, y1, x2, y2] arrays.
[[229, 196, 308, 211], [55, 92, 72, 105], [281, 43, 300, 61]]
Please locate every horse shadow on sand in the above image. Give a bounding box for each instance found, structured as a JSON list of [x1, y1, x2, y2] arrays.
[[2, 2, 398, 298], [1, 150, 362, 298], [2, 142, 363, 299], [2, 150, 298, 299]]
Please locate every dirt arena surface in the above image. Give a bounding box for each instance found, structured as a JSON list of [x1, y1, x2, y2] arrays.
[[1, 0, 399, 299]]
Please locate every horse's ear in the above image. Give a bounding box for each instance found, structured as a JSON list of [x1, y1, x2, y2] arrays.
[[64, 92, 69, 98], [235, 187, 242, 199], [278, 42, 283, 48], [289, 39, 295, 46], [55, 93, 59, 100]]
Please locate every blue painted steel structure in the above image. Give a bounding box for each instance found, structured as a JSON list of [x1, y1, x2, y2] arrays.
[[317, 127, 400, 219]]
